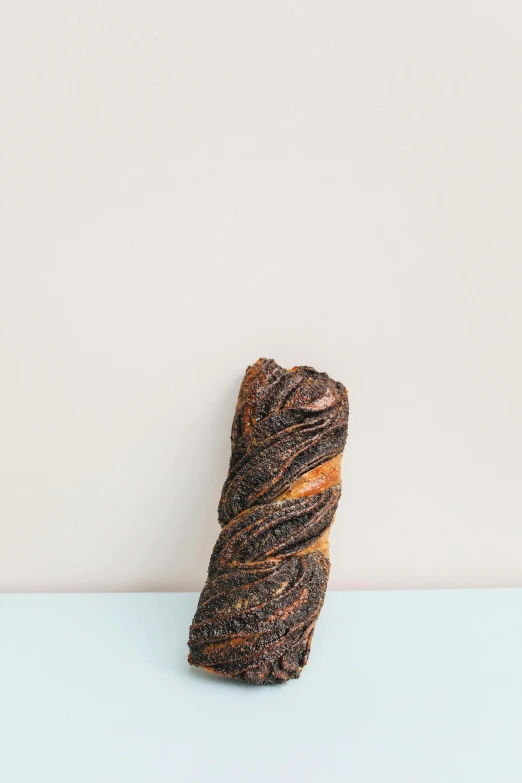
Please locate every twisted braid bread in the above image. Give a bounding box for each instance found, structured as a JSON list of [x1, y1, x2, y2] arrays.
[[187, 358, 349, 684]]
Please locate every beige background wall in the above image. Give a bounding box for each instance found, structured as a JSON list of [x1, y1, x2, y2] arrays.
[[1, 0, 521, 591]]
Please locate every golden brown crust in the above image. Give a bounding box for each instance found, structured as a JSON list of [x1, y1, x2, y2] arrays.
[[278, 453, 342, 500], [277, 453, 342, 561]]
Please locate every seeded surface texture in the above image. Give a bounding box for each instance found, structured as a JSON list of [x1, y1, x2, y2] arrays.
[[187, 358, 349, 684]]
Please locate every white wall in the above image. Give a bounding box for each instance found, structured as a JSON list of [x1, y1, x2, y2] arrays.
[[1, 1, 521, 592]]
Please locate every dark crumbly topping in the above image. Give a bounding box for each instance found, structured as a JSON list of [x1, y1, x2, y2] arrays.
[[187, 358, 349, 684]]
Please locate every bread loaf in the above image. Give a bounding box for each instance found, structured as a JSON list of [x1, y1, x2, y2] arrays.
[[187, 358, 349, 684]]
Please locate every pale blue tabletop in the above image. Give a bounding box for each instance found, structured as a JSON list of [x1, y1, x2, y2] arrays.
[[0, 590, 521, 782]]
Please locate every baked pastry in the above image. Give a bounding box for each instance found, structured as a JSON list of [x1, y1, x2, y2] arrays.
[[187, 358, 349, 684]]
